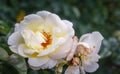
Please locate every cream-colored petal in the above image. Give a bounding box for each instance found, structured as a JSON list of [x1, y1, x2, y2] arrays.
[[17, 14, 43, 32], [65, 66, 80, 74], [18, 44, 28, 57], [9, 46, 18, 53], [46, 13, 66, 30], [21, 30, 44, 49], [62, 20, 75, 37], [84, 63, 99, 73], [8, 31, 23, 46], [62, 20, 73, 27], [50, 38, 72, 59], [28, 56, 49, 67], [14, 23, 20, 32], [29, 66, 40, 70], [38, 37, 65, 56], [8, 31, 23, 53], [23, 49, 39, 55], [24, 14, 42, 23], [36, 10, 51, 19], [40, 59, 57, 69]]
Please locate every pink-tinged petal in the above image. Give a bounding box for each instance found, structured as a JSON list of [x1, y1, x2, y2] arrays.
[[79, 31, 104, 53], [65, 66, 80, 74], [88, 53, 101, 62], [79, 33, 91, 42], [87, 32, 104, 53], [66, 36, 78, 61], [28, 57, 49, 67], [40, 59, 58, 69], [84, 63, 99, 73]]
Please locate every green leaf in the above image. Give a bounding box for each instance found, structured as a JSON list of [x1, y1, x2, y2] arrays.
[[0, 60, 19, 74], [9, 54, 27, 74], [0, 47, 9, 60]]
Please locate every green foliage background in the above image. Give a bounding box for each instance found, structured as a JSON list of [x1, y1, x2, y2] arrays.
[[0, 0, 120, 74]]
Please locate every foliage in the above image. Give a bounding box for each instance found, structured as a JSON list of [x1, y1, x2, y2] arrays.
[[0, 0, 120, 74]]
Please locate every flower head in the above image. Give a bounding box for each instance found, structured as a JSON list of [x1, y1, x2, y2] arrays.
[[65, 31, 104, 74], [8, 11, 75, 70]]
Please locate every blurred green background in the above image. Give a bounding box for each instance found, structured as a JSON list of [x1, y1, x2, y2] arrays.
[[0, 0, 120, 74]]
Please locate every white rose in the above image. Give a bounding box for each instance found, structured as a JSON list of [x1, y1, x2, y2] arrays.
[[8, 11, 75, 70], [65, 31, 104, 74]]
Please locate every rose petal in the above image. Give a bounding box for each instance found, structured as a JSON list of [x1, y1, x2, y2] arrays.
[[37, 10, 51, 19], [84, 63, 99, 73], [66, 36, 78, 61], [8, 31, 23, 46], [21, 30, 44, 49], [18, 44, 28, 57], [79, 32, 104, 53], [17, 14, 43, 31], [8, 31, 23, 53], [9, 46, 18, 53], [28, 56, 49, 67], [65, 66, 80, 74], [14, 23, 20, 32], [62, 20, 75, 37], [24, 14, 42, 23], [79, 33, 91, 42], [40, 59, 58, 69], [50, 38, 72, 59]]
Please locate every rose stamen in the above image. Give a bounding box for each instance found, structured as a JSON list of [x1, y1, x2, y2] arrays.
[[41, 31, 52, 48]]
